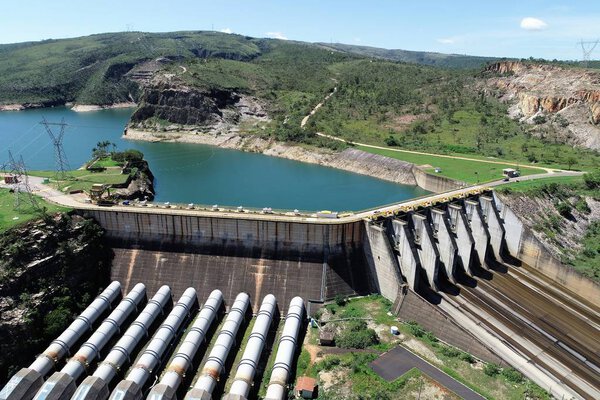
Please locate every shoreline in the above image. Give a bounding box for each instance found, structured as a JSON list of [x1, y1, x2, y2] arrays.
[[0, 102, 137, 112], [70, 102, 137, 112], [123, 128, 462, 192]]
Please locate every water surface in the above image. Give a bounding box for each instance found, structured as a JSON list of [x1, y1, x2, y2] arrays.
[[0, 107, 429, 210]]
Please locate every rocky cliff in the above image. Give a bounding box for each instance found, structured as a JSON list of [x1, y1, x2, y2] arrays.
[[497, 187, 600, 281], [483, 61, 600, 149], [0, 214, 113, 383], [129, 82, 268, 134], [111, 159, 156, 201]]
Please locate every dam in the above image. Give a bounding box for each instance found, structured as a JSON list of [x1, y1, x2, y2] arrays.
[[2, 187, 600, 400]]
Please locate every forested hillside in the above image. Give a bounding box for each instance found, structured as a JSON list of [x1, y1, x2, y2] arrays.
[[2, 31, 599, 171]]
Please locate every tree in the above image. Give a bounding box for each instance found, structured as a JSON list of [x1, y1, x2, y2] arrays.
[[566, 156, 578, 170], [92, 141, 115, 159]]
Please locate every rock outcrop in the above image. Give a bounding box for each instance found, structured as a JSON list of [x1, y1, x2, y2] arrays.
[[111, 159, 155, 201], [129, 83, 268, 134], [0, 214, 112, 382], [497, 189, 600, 276], [483, 61, 600, 150]]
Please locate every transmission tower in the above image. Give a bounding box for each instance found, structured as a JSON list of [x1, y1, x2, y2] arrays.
[[580, 39, 599, 68], [6, 151, 39, 211], [41, 117, 70, 180]]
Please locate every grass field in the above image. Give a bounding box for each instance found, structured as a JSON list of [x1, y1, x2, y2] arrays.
[[356, 145, 543, 183], [30, 168, 128, 192], [0, 189, 69, 231], [496, 175, 584, 193]]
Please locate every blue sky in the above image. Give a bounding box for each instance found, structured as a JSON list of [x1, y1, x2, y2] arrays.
[[1, 1, 599, 59]]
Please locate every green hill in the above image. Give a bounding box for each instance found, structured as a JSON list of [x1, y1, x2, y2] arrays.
[[0, 31, 500, 107], [0, 31, 264, 106], [316, 42, 503, 69]]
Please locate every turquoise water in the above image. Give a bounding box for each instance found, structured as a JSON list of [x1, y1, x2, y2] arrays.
[[0, 107, 429, 210]]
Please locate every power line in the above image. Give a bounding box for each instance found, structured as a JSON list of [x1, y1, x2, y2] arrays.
[[41, 117, 70, 180], [6, 150, 39, 211], [579, 39, 599, 68]]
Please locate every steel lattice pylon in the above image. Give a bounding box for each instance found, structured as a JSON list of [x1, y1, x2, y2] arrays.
[[580, 39, 599, 68], [6, 150, 39, 211], [41, 117, 70, 180]]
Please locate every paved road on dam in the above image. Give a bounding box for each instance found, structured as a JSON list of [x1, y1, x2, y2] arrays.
[[9, 170, 583, 224]]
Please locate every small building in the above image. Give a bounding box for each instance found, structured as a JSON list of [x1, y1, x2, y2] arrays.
[[295, 376, 318, 399], [319, 329, 335, 346], [434, 167, 442, 173], [502, 168, 520, 178]]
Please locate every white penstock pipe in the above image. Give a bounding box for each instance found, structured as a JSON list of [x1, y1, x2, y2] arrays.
[[123, 288, 197, 389], [228, 294, 277, 398], [148, 289, 223, 397], [30, 281, 122, 377], [264, 297, 304, 400], [61, 283, 146, 380], [70, 286, 172, 400], [94, 285, 172, 383], [185, 292, 250, 399]]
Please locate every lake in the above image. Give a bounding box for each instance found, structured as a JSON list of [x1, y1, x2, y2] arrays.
[[0, 107, 429, 211]]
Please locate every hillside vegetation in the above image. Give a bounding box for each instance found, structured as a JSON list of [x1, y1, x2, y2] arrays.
[[0, 31, 263, 106], [317, 42, 501, 69], [2, 31, 600, 174]]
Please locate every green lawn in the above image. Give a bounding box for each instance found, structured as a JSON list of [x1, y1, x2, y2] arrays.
[[89, 157, 122, 168], [356, 145, 543, 183], [496, 175, 584, 193], [30, 169, 128, 192], [0, 189, 69, 232]]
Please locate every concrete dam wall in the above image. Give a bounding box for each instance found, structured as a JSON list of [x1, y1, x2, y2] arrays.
[[81, 209, 370, 308]]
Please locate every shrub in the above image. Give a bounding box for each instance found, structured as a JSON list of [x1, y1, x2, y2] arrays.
[[439, 345, 462, 358], [336, 320, 379, 349], [502, 367, 524, 383], [574, 197, 591, 214], [385, 135, 400, 146], [406, 321, 426, 337], [112, 149, 144, 163], [484, 362, 501, 377], [459, 352, 475, 363], [316, 356, 341, 371], [334, 294, 347, 307], [554, 201, 571, 217], [583, 169, 600, 189], [533, 115, 547, 124]]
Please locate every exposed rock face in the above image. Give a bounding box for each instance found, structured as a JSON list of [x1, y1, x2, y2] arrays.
[[483, 61, 600, 150], [129, 83, 268, 134], [0, 214, 112, 382], [112, 160, 155, 201], [497, 191, 600, 269]]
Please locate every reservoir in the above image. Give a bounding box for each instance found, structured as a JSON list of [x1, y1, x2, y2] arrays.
[[0, 107, 429, 211]]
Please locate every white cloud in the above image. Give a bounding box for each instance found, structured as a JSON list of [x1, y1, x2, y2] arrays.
[[265, 31, 288, 40], [220, 28, 232, 34], [520, 17, 548, 31], [437, 38, 455, 44]]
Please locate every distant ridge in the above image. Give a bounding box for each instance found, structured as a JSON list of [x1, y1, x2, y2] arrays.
[[316, 42, 503, 69]]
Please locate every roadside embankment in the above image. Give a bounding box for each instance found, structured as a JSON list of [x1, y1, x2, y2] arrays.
[[123, 129, 463, 192]]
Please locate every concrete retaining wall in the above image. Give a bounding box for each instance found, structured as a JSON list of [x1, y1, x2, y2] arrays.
[[413, 167, 465, 193], [396, 290, 506, 365], [362, 222, 404, 300]]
